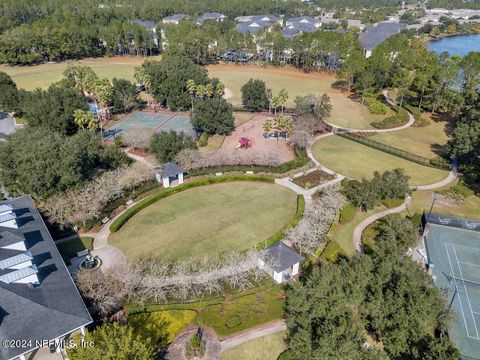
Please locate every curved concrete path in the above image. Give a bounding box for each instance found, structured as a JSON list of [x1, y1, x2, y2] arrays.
[[324, 90, 414, 133], [220, 320, 286, 351]]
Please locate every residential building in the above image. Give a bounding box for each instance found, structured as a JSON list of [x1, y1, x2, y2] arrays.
[[195, 12, 227, 25], [359, 21, 407, 57], [285, 16, 321, 28], [162, 14, 187, 25], [258, 241, 304, 283], [283, 22, 318, 39], [132, 20, 158, 46], [236, 20, 273, 35], [155, 162, 185, 188], [0, 196, 92, 360]]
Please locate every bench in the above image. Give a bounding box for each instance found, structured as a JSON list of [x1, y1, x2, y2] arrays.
[[245, 171, 254, 175], [215, 172, 223, 176], [77, 249, 90, 258]]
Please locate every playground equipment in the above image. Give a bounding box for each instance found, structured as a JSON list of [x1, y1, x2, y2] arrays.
[[237, 137, 253, 149]]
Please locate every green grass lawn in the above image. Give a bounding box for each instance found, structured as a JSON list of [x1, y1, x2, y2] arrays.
[[197, 285, 285, 337], [0, 56, 160, 90], [109, 182, 297, 261], [408, 180, 480, 220], [221, 331, 286, 360], [207, 64, 384, 130], [311, 135, 448, 186], [371, 119, 450, 159], [56, 237, 93, 265]]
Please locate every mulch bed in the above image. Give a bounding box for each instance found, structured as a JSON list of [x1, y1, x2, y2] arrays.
[[292, 169, 335, 189]]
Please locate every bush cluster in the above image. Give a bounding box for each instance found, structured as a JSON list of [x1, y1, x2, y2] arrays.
[[372, 108, 409, 129], [365, 97, 389, 115]]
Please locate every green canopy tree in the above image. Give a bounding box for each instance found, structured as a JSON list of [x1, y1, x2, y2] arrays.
[[241, 79, 268, 111], [191, 97, 234, 136], [0, 71, 19, 113], [150, 130, 196, 163]]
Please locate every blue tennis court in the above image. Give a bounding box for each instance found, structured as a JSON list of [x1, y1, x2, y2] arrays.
[[104, 111, 195, 139], [424, 214, 480, 359]]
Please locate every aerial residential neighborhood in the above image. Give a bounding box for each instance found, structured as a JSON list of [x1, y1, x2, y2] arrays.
[[0, 0, 479, 359]]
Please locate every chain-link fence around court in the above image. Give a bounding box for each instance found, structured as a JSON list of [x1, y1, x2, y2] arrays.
[[335, 132, 451, 171]]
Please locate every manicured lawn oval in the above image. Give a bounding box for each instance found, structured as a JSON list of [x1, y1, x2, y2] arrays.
[[109, 182, 298, 261]]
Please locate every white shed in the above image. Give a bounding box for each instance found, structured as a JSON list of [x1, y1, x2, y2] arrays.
[[155, 162, 185, 188], [258, 241, 304, 283]]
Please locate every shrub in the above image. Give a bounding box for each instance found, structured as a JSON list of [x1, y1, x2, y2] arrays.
[[110, 175, 274, 232], [225, 315, 242, 328], [365, 97, 389, 115], [372, 108, 409, 129], [409, 212, 422, 230], [339, 203, 357, 224], [430, 156, 451, 170], [198, 133, 208, 147], [437, 181, 474, 201]]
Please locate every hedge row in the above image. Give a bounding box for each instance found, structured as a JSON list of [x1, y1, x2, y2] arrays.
[[256, 194, 305, 250], [188, 147, 309, 176], [110, 175, 274, 232], [372, 108, 410, 129]]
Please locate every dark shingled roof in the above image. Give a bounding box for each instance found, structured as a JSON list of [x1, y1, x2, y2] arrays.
[[163, 14, 187, 22], [282, 22, 318, 39], [133, 20, 156, 29], [0, 196, 92, 360], [260, 241, 304, 272], [155, 162, 185, 178], [236, 20, 270, 34], [359, 21, 407, 51]]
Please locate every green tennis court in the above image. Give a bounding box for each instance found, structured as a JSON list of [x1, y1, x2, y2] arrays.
[[424, 214, 480, 359], [104, 111, 195, 139]]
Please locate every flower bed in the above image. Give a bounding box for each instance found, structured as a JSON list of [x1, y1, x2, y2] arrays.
[[292, 169, 335, 189]]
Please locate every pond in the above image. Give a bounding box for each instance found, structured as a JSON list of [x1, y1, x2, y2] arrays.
[[428, 33, 480, 57]]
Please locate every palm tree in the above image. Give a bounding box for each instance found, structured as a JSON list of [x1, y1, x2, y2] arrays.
[[215, 83, 225, 98], [263, 118, 273, 136], [186, 79, 197, 110], [278, 89, 289, 114], [196, 85, 206, 99], [73, 109, 99, 132], [93, 78, 113, 133], [204, 83, 214, 98]]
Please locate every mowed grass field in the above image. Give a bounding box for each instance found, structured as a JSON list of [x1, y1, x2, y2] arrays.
[[0, 56, 160, 90], [109, 182, 298, 261], [207, 64, 387, 129], [221, 331, 286, 360], [311, 135, 448, 186], [372, 117, 450, 159]]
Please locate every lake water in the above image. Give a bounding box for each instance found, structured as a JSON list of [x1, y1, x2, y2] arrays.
[[428, 33, 480, 57]]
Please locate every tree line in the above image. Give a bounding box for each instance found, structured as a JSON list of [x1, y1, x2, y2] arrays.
[[282, 214, 460, 359]]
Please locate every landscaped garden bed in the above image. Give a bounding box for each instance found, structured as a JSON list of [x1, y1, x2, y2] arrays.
[[291, 169, 335, 189]]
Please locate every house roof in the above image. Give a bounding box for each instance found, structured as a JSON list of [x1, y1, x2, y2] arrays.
[[359, 21, 407, 51], [260, 241, 304, 273], [132, 20, 156, 29], [286, 16, 318, 26], [155, 162, 185, 178], [196, 12, 226, 24], [163, 14, 187, 22], [283, 22, 318, 39], [236, 20, 271, 34], [0, 196, 92, 360], [251, 14, 281, 23]]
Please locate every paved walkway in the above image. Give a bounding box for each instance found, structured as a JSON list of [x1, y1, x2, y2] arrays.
[[414, 170, 457, 191], [220, 320, 286, 351], [353, 196, 412, 253]]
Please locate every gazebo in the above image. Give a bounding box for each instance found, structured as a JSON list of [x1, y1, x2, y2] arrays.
[[155, 162, 185, 188], [258, 241, 304, 283]]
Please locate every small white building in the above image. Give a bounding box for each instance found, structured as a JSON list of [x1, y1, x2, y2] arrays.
[[258, 241, 304, 283], [155, 162, 185, 188]]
